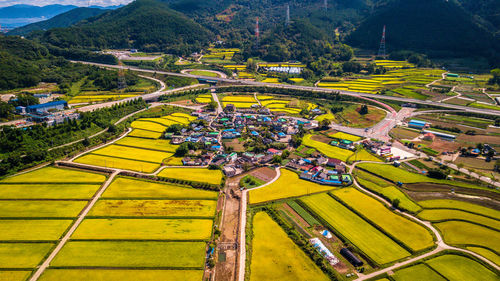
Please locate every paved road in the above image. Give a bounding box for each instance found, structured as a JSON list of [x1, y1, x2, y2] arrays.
[[30, 170, 120, 281], [72, 61, 500, 117], [238, 167, 281, 281]]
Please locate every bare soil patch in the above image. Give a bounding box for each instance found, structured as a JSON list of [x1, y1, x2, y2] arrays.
[[311, 134, 333, 144], [404, 182, 500, 201]]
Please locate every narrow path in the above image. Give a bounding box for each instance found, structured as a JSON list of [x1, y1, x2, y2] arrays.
[[238, 167, 281, 281], [29, 170, 120, 281], [211, 89, 223, 114], [349, 161, 500, 280]]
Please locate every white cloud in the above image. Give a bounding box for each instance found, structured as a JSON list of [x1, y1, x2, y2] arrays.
[[0, 0, 133, 8]]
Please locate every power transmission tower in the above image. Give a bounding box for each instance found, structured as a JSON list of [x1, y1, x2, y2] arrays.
[[117, 61, 127, 89], [255, 17, 260, 49], [378, 25, 387, 58], [286, 4, 290, 26]]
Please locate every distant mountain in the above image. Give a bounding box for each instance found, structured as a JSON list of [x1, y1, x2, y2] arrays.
[[456, 0, 500, 37], [33, 0, 212, 55], [0, 4, 121, 28], [347, 0, 500, 58], [8, 8, 108, 36]]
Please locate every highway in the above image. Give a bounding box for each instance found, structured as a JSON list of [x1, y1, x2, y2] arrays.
[[73, 61, 500, 117]]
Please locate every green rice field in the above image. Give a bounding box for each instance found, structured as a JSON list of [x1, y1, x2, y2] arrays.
[[0, 271, 32, 281], [250, 212, 329, 281], [51, 241, 206, 268], [0, 220, 72, 241], [0, 184, 100, 199], [157, 168, 223, 185], [72, 219, 213, 240], [38, 269, 203, 281], [434, 221, 500, 253], [392, 263, 446, 281], [88, 200, 217, 218], [249, 169, 336, 204], [1, 167, 105, 184], [418, 209, 500, 230], [418, 199, 500, 220], [102, 177, 217, 199], [425, 254, 499, 281], [0, 243, 54, 268], [332, 188, 434, 252], [75, 154, 160, 173], [0, 201, 87, 218], [301, 193, 410, 265]]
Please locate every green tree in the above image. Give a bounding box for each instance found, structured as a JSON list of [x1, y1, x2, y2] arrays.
[[359, 105, 369, 115]]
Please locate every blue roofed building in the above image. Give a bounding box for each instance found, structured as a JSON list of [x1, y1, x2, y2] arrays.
[[26, 100, 67, 114], [408, 119, 428, 129]]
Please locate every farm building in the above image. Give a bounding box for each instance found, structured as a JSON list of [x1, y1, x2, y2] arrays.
[[446, 73, 459, 78], [340, 248, 363, 267], [309, 238, 339, 265], [408, 119, 428, 130], [26, 100, 68, 114], [422, 129, 456, 141]]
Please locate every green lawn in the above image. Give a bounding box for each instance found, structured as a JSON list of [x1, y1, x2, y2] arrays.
[[0, 243, 53, 268], [72, 219, 213, 240], [250, 212, 329, 281], [301, 193, 410, 265], [102, 177, 217, 200], [39, 270, 203, 281], [51, 241, 206, 268], [249, 169, 336, 204], [188, 70, 220, 77], [392, 263, 446, 281], [426, 254, 499, 281], [332, 188, 434, 252]]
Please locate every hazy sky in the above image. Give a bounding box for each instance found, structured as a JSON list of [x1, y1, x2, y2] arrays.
[[0, 0, 133, 7]]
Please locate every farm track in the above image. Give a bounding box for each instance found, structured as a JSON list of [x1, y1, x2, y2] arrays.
[[29, 170, 120, 281], [349, 161, 500, 280]]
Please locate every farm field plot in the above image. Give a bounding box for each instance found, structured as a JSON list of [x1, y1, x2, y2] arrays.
[[250, 212, 329, 281], [0, 201, 87, 218], [130, 120, 167, 133], [301, 193, 410, 265], [353, 169, 422, 212], [426, 254, 499, 281], [115, 137, 178, 152], [249, 169, 336, 204], [418, 199, 500, 220], [221, 96, 256, 102], [466, 247, 500, 266], [162, 116, 192, 125], [88, 200, 217, 218], [72, 219, 213, 240], [392, 263, 446, 281], [330, 132, 362, 142], [315, 113, 335, 122], [102, 177, 217, 199], [0, 184, 99, 199], [0, 271, 31, 281], [302, 134, 353, 162], [357, 163, 492, 191], [187, 70, 220, 77], [39, 269, 203, 281], [222, 102, 256, 108], [0, 243, 53, 268], [0, 220, 72, 241], [75, 154, 159, 173], [349, 149, 382, 162], [158, 168, 223, 185], [128, 129, 162, 139], [1, 167, 105, 184], [332, 188, 434, 252], [170, 113, 196, 122], [90, 144, 172, 163], [434, 221, 500, 253], [51, 241, 206, 268], [137, 117, 178, 128], [418, 209, 500, 230], [195, 94, 212, 103]]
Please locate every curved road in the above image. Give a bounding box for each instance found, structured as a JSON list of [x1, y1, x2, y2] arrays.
[[72, 61, 500, 117]]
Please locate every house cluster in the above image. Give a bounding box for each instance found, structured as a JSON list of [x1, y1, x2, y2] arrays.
[[167, 130, 221, 151], [362, 140, 401, 162], [286, 156, 352, 186], [330, 138, 356, 151], [221, 148, 283, 177]]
